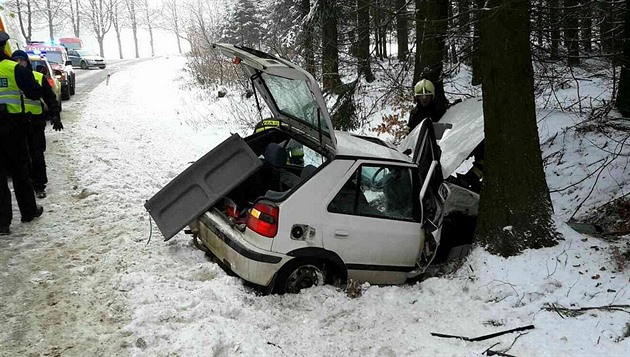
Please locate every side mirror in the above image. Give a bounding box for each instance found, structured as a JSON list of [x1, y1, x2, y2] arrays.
[[65, 60, 72, 66]]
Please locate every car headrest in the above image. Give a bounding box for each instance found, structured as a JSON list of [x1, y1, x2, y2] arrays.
[[264, 142, 287, 168]]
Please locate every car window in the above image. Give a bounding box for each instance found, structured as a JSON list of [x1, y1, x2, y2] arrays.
[[283, 139, 325, 168], [260, 73, 330, 135], [328, 165, 414, 221]]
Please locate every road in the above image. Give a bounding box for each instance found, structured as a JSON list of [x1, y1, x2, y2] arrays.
[[71, 58, 152, 96]]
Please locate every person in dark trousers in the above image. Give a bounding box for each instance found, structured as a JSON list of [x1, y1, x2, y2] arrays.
[[0, 31, 46, 235], [12, 50, 62, 199], [407, 79, 446, 131]]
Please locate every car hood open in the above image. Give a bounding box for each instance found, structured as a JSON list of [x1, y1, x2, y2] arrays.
[[213, 44, 336, 157], [398, 98, 484, 178]]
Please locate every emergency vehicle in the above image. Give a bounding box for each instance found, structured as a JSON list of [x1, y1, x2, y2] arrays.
[[25, 44, 75, 100]]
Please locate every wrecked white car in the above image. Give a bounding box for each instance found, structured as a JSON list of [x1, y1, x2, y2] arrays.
[[145, 44, 482, 294]]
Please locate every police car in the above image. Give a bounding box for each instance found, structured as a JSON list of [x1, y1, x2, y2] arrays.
[[146, 45, 481, 294], [28, 54, 62, 110]]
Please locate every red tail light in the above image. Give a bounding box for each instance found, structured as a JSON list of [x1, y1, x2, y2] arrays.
[[246, 201, 279, 238], [47, 78, 55, 87]]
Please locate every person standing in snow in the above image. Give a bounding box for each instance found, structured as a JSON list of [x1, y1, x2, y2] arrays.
[[12, 50, 62, 199], [407, 79, 446, 131], [0, 31, 46, 236]]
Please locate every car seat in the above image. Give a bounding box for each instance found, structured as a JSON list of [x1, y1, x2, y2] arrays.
[[263, 143, 302, 198]]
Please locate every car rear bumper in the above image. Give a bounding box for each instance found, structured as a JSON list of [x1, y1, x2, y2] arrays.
[[194, 210, 287, 287]]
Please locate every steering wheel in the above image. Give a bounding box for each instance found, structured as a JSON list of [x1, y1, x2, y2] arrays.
[[370, 167, 389, 190]]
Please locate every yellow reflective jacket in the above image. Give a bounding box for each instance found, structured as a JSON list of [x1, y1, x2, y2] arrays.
[[0, 59, 24, 114]]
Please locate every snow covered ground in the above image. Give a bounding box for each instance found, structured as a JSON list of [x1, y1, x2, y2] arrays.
[[0, 56, 628, 356]]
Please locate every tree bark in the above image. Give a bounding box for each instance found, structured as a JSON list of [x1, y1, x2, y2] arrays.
[[616, 0, 630, 116], [413, 0, 448, 113], [549, 0, 560, 58], [321, 0, 342, 92], [476, 0, 557, 256], [300, 0, 315, 75], [580, 1, 592, 52], [395, 0, 409, 61], [565, 0, 580, 65], [357, 0, 375, 82], [471, 0, 484, 85]]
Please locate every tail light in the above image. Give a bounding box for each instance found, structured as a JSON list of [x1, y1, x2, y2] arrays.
[[47, 78, 55, 87], [246, 201, 279, 238]]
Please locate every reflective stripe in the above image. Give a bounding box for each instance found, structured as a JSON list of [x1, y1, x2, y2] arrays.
[[0, 98, 23, 105], [0, 60, 24, 114], [24, 72, 44, 115]]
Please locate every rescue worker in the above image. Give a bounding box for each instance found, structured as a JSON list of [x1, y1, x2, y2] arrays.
[[407, 79, 446, 131], [12, 50, 62, 199], [0, 31, 46, 235]]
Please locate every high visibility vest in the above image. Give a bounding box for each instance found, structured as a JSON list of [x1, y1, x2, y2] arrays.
[[0, 60, 24, 114], [24, 71, 44, 115]]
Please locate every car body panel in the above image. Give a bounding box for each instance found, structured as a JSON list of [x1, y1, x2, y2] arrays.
[[398, 98, 484, 178], [213, 43, 336, 156], [29, 56, 62, 105], [145, 134, 262, 241], [335, 130, 411, 162]]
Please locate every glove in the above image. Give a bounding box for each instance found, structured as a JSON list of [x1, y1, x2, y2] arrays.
[[51, 115, 64, 131]]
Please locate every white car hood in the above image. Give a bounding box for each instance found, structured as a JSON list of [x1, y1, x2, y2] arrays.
[[437, 98, 484, 178]]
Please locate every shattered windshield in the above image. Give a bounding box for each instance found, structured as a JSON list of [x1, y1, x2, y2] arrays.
[[261, 73, 330, 136]]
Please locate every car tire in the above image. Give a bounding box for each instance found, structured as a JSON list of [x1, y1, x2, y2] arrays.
[[272, 259, 326, 294], [61, 85, 70, 100], [99, 65, 106, 69], [69, 76, 76, 95], [80, 61, 88, 69]]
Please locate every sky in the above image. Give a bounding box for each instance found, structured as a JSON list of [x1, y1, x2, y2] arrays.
[[0, 55, 628, 356]]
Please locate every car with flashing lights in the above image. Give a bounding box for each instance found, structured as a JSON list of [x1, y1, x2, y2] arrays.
[[28, 54, 62, 111], [25, 44, 75, 100], [67, 49, 106, 69], [145, 44, 482, 295]]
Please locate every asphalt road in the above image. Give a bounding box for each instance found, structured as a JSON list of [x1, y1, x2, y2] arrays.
[[71, 58, 152, 96]]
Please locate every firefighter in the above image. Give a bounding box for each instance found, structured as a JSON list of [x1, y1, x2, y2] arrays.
[[12, 50, 62, 199], [407, 79, 447, 131], [0, 31, 46, 236]]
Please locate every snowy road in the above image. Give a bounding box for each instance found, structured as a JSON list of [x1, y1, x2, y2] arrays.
[[0, 57, 628, 356]]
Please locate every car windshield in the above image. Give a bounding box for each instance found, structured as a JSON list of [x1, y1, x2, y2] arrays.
[[77, 50, 98, 57], [44, 52, 63, 64], [260, 73, 330, 136]]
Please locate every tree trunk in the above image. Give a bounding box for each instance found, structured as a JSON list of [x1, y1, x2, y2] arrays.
[[471, 0, 484, 85], [148, 23, 155, 57], [47, 3, 54, 44], [457, 0, 472, 63], [321, 0, 342, 92], [581, 1, 592, 52], [300, 0, 315, 75], [115, 26, 123, 59], [413, 0, 448, 113], [395, 0, 409, 61], [549, 0, 560, 58], [357, 0, 375, 82], [477, 0, 557, 256], [616, 0, 630, 116], [98, 37, 105, 58], [565, 0, 580, 65]]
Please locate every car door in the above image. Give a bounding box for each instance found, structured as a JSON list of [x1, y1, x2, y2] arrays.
[[413, 118, 447, 250], [67, 51, 79, 66], [322, 160, 422, 284]]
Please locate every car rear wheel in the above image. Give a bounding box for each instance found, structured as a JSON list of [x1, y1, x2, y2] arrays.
[[273, 259, 325, 294], [61, 85, 70, 100], [69, 76, 75, 95], [80, 61, 88, 69], [99, 65, 106, 69]]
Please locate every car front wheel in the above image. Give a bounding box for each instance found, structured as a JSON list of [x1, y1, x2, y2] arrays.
[[80, 61, 88, 69], [273, 259, 325, 294]]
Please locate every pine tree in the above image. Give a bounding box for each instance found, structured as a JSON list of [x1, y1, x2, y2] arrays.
[[476, 0, 558, 256]]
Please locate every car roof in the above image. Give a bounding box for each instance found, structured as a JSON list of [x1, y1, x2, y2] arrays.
[[334, 131, 412, 163]]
